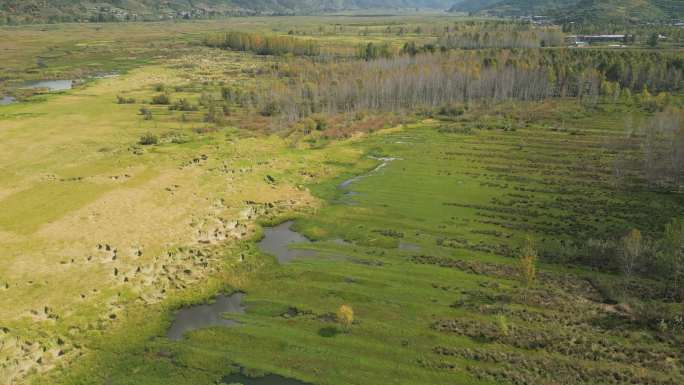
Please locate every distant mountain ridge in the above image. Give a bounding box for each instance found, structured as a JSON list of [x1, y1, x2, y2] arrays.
[[450, 0, 569, 16], [449, 0, 684, 23], [0, 0, 452, 23]]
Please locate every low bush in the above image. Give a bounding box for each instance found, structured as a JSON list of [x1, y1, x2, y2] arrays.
[[139, 107, 153, 120], [138, 132, 158, 145], [169, 98, 198, 111], [116, 95, 136, 104], [151, 93, 171, 105], [438, 104, 466, 117]]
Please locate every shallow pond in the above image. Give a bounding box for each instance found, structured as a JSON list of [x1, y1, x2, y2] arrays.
[[257, 221, 320, 264], [398, 242, 421, 251], [221, 372, 311, 385], [167, 293, 245, 341], [167, 222, 327, 340], [0, 96, 15, 105], [1, 80, 75, 105], [21, 79, 73, 91]]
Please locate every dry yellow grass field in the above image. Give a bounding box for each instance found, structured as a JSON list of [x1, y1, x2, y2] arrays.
[[0, 57, 365, 383]]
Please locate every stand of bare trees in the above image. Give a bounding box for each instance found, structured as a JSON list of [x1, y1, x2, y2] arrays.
[[613, 109, 684, 192], [232, 52, 583, 123], [642, 109, 684, 190], [438, 29, 564, 49], [218, 49, 681, 126], [269, 53, 558, 119]]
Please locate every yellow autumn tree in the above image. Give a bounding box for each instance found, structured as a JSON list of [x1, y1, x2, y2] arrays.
[[519, 235, 538, 286], [336, 305, 354, 331], [620, 229, 643, 279]]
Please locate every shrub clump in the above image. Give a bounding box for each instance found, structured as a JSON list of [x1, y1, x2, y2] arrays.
[[151, 93, 171, 105], [116, 95, 136, 104], [139, 107, 153, 120], [169, 98, 198, 112], [138, 133, 158, 146]]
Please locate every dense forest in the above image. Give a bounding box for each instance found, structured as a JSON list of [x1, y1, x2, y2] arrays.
[[450, 0, 684, 23]]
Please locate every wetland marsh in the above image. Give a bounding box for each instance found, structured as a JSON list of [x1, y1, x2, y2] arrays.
[[0, 11, 683, 385]]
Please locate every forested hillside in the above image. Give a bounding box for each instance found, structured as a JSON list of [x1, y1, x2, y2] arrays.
[[4, 0, 682, 25], [0, 0, 452, 24], [450, 0, 684, 23], [451, 0, 571, 16]]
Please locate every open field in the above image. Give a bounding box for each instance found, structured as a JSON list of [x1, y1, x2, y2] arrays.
[[0, 13, 683, 385]]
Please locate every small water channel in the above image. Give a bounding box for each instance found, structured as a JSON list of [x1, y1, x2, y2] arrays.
[[166, 292, 245, 341], [398, 241, 421, 251], [338, 157, 399, 190], [221, 372, 311, 385]]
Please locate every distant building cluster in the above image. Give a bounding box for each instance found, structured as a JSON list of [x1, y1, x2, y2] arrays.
[[565, 34, 631, 47], [519, 16, 554, 26]]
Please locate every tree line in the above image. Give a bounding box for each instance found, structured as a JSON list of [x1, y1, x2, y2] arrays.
[[203, 31, 321, 57], [437, 29, 565, 49]]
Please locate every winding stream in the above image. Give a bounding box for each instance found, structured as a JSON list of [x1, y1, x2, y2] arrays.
[[339, 157, 398, 189], [221, 372, 311, 385]]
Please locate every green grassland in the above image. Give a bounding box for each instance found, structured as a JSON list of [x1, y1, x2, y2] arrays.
[[27, 101, 684, 385], [0, 14, 683, 385]]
